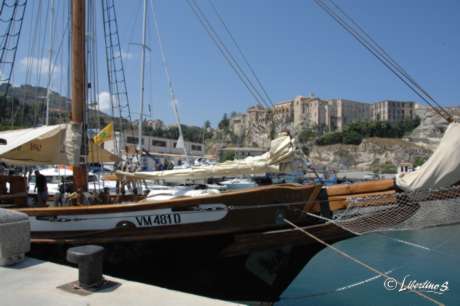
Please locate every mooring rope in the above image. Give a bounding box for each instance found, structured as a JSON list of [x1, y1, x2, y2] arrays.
[[281, 267, 400, 300], [283, 218, 445, 306]]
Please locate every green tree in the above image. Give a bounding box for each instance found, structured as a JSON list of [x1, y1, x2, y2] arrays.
[[220, 150, 235, 162], [414, 156, 427, 167], [218, 113, 230, 130], [298, 128, 316, 144], [316, 132, 343, 145], [342, 130, 363, 145]]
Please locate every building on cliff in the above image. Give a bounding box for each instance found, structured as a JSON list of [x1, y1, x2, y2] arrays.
[[230, 95, 415, 138], [371, 100, 415, 122]]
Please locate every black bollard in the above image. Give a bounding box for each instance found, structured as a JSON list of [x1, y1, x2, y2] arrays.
[[67, 245, 104, 289]]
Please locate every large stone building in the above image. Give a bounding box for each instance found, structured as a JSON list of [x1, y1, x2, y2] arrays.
[[333, 99, 372, 130], [228, 94, 416, 147], [276, 96, 372, 131], [371, 100, 415, 122]]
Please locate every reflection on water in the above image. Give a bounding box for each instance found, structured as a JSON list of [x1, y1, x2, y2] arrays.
[[278, 224, 460, 306]]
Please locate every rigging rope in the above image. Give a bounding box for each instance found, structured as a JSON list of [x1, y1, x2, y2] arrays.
[[101, 0, 134, 158], [187, 0, 291, 138], [186, 0, 270, 109], [0, 0, 27, 98], [207, 0, 273, 106], [281, 229, 458, 300], [150, 0, 190, 162], [283, 218, 444, 306], [313, 0, 453, 123]]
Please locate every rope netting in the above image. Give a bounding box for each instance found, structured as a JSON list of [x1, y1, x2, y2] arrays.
[[333, 185, 460, 235]]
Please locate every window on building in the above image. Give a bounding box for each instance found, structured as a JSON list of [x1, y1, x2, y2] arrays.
[[127, 136, 143, 144], [152, 140, 167, 147], [191, 144, 202, 151]]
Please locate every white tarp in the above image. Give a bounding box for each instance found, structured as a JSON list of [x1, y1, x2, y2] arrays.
[[116, 134, 296, 181], [397, 122, 460, 191], [0, 123, 82, 165]]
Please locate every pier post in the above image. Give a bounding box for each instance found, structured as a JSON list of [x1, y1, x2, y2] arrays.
[[0, 208, 30, 266], [67, 245, 104, 289]]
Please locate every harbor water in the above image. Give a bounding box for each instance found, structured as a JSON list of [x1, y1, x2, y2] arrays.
[[278, 224, 460, 306]]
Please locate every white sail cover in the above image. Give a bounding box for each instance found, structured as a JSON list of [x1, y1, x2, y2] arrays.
[[116, 134, 297, 181], [0, 123, 82, 165], [397, 122, 460, 191]]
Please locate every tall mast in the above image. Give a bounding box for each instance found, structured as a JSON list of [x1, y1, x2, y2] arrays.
[[137, 0, 148, 151], [71, 0, 88, 191], [45, 0, 55, 125]]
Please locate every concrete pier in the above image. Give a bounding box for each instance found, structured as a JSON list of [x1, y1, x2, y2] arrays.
[[0, 208, 241, 306], [0, 257, 242, 306]]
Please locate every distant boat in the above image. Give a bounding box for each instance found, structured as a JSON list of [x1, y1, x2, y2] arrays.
[[220, 177, 257, 190]]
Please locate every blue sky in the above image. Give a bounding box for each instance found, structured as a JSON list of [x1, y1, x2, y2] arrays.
[[12, 0, 460, 127]]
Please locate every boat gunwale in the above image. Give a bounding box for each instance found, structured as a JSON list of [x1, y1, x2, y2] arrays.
[[17, 183, 320, 216]]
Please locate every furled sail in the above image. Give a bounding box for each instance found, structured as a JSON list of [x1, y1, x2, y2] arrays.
[[0, 123, 118, 165], [116, 133, 298, 181], [396, 122, 460, 191], [0, 123, 82, 165]]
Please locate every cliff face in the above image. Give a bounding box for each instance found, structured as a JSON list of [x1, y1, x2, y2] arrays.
[[309, 138, 432, 170], [308, 106, 459, 171], [404, 107, 460, 150]]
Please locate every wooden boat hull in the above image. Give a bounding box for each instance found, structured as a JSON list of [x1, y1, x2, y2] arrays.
[[30, 222, 351, 301], [17, 183, 353, 301], [18, 184, 323, 244]]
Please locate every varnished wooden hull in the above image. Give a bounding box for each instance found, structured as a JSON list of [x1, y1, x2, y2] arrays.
[[30, 222, 351, 301], [18, 184, 323, 244], [18, 183, 354, 301]]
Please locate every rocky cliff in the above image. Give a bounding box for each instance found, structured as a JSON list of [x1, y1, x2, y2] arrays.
[[308, 106, 459, 171], [309, 137, 431, 171]]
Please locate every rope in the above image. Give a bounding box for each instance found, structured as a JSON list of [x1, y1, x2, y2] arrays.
[[185, 0, 270, 109], [150, 0, 190, 162], [0, 0, 26, 98], [207, 0, 273, 106], [313, 0, 453, 123], [283, 218, 445, 306], [281, 267, 400, 300]]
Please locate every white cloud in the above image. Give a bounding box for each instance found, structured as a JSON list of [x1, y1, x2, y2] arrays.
[[98, 91, 114, 113], [20, 56, 61, 75]]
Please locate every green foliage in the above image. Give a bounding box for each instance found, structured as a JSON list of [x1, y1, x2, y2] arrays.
[[372, 162, 397, 174], [315, 118, 421, 146], [144, 124, 211, 143], [218, 113, 230, 130], [220, 150, 235, 162], [342, 130, 363, 145], [316, 131, 343, 145], [414, 156, 428, 167], [298, 128, 316, 143]]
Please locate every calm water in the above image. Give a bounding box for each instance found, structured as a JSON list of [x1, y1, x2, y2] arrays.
[[278, 224, 460, 306]]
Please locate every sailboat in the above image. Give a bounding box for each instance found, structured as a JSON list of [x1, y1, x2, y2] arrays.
[[0, 0, 349, 301], [2, 0, 460, 302]]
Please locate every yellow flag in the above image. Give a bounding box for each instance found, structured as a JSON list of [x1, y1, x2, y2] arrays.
[[93, 122, 113, 145]]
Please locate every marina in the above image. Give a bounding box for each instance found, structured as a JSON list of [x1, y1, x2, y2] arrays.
[[0, 0, 459, 305]]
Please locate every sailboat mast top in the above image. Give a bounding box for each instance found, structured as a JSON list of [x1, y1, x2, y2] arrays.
[[137, 0, 148, 151], [71, 0, 88, 191]]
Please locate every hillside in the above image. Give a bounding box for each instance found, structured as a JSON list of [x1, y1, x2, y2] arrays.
[[309, 137, 431, 172], [308, 107, 459, 172], [0, 84, 114, 129]]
